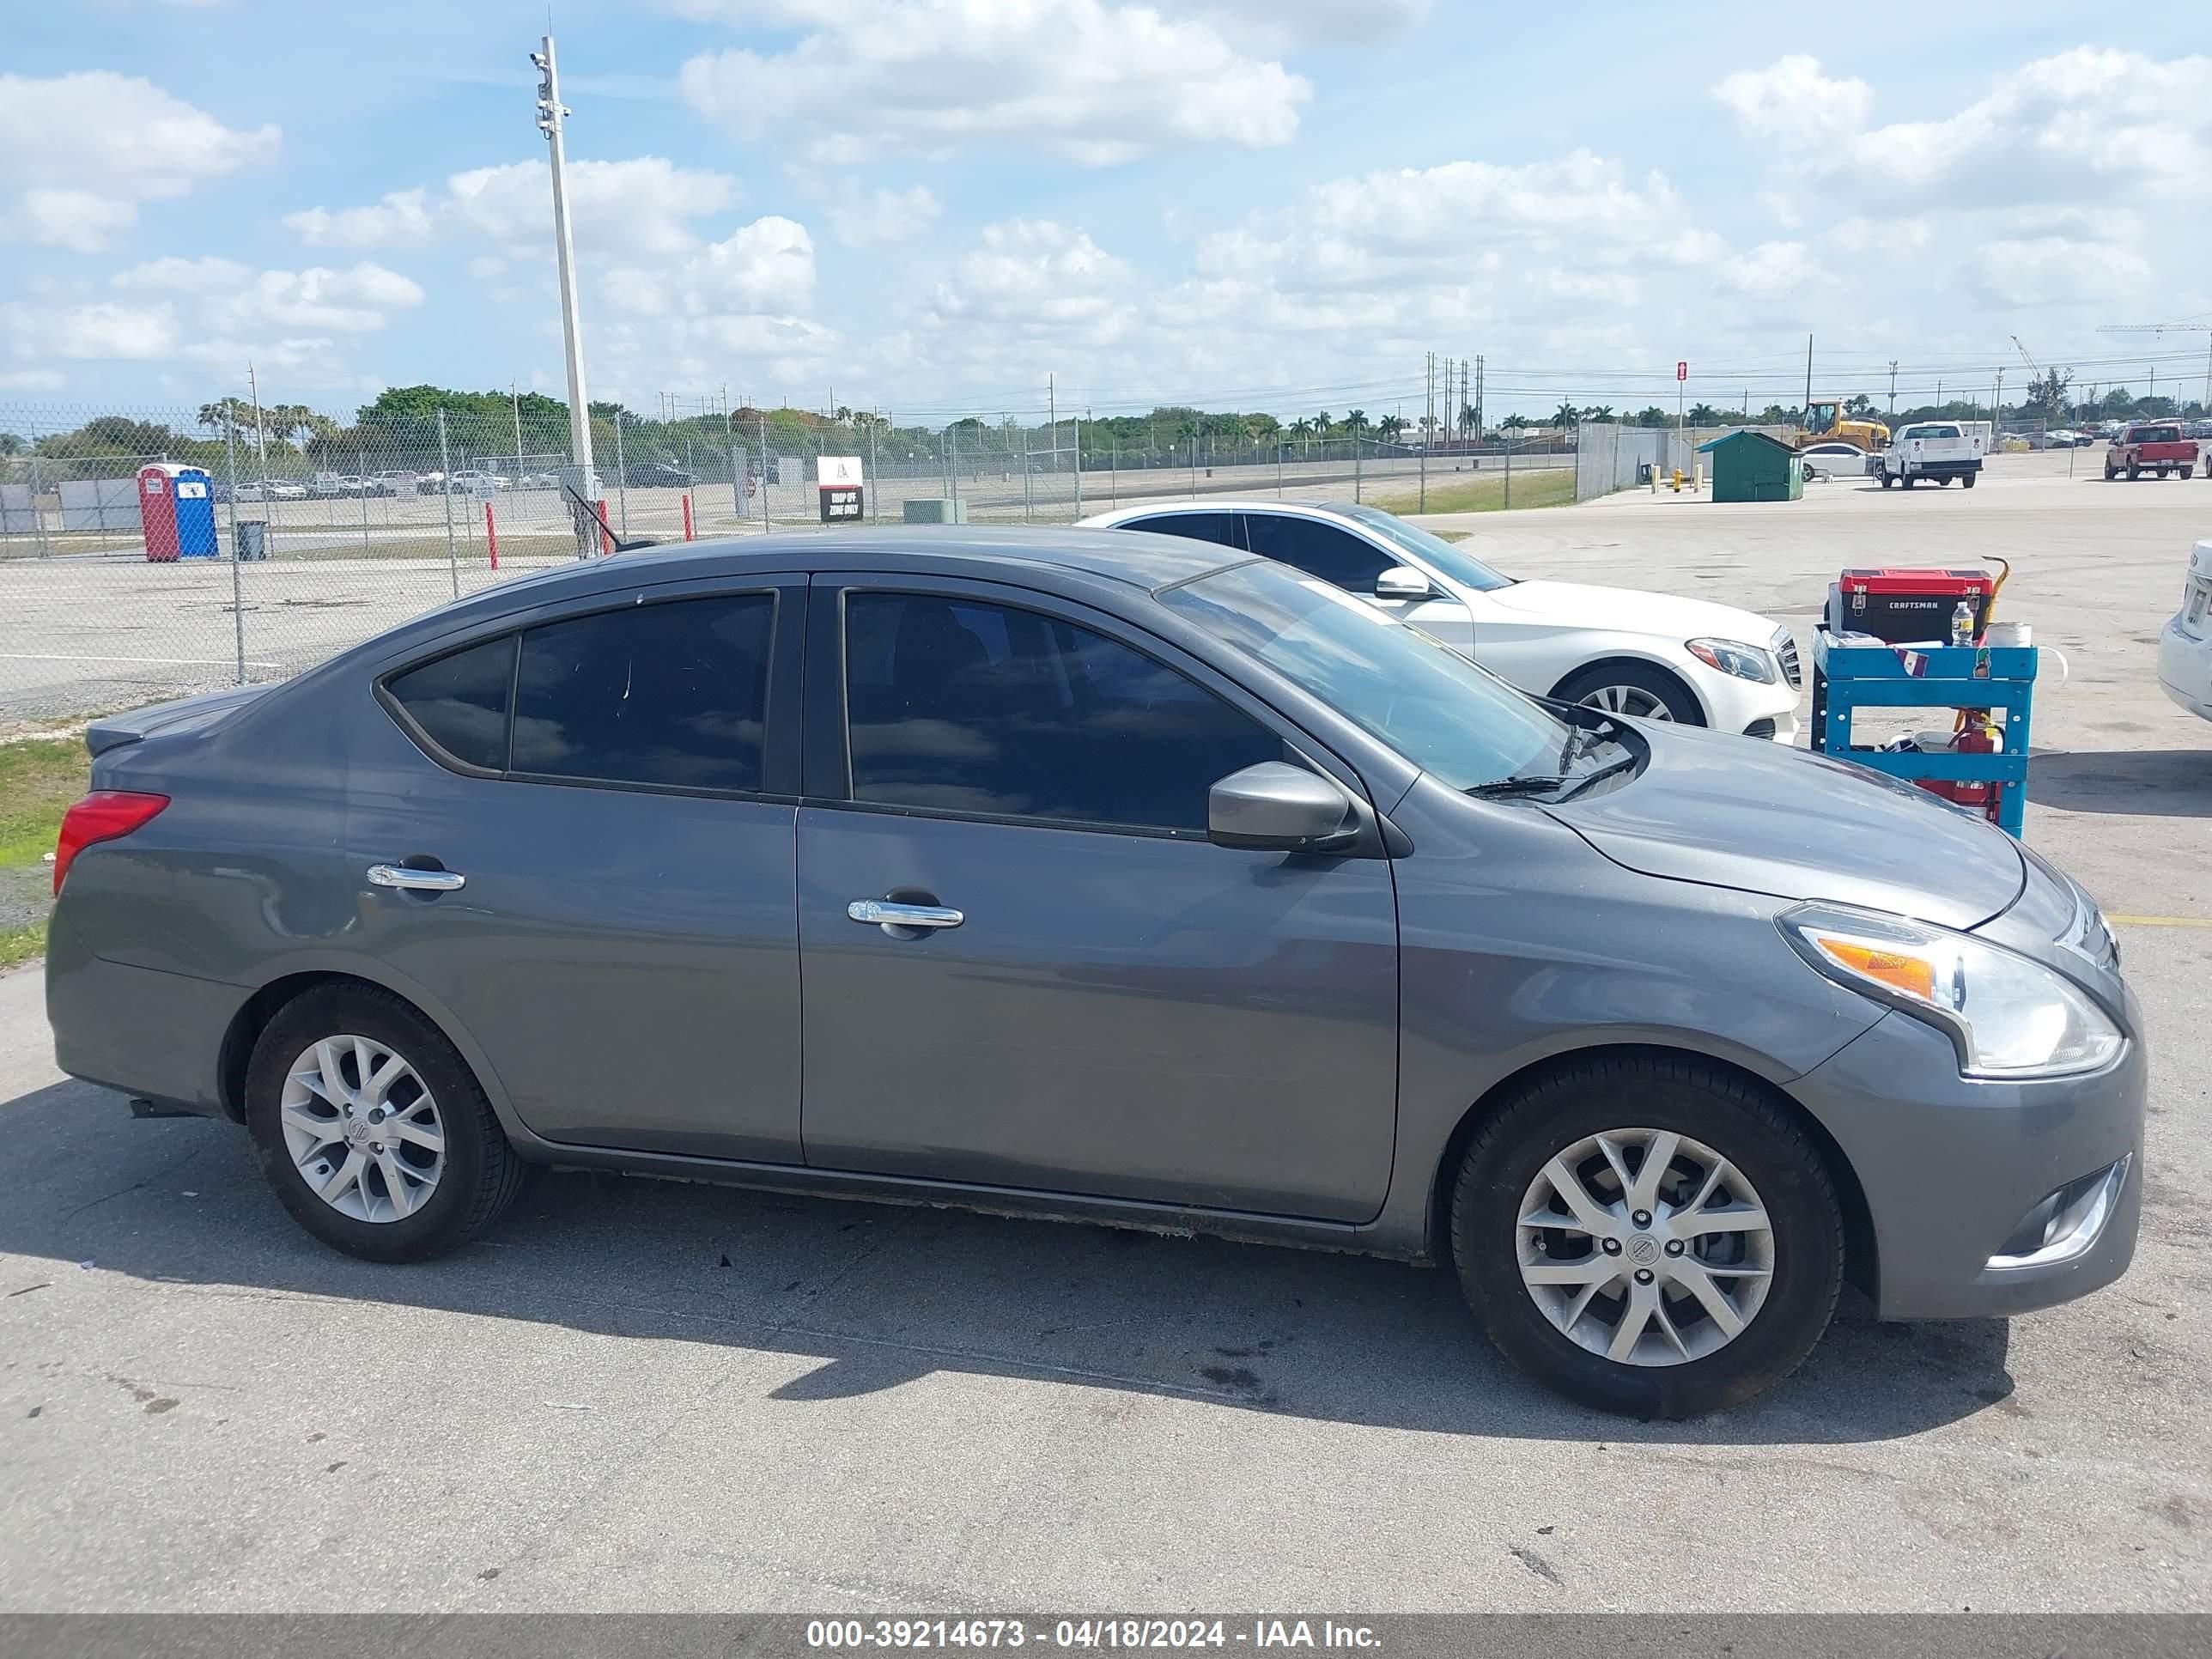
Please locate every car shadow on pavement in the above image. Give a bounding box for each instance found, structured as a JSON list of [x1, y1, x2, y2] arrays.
[[0, 1079, 2018, 1446], [2028, 748, 2212, 817]]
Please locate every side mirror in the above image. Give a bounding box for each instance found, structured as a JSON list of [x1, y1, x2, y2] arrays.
[[1373, 566, 1437, 601], [1208, 763, 1354, 851]]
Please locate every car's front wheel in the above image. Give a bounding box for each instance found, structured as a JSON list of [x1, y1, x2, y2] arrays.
[[245, 983, 527, 1262], [1556, 662, 1705, 725], [1449, 1054, 1845, 1418]]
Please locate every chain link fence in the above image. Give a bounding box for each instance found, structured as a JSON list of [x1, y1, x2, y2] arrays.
[[0, 397, 1576, 723]]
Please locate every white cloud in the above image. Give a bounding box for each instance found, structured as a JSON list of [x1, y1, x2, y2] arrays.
[[1718, 240, 1826, 298], [827, 185, 943, 248], [112, 258, 424, 333], [1180, 0, 1429, 46], [3, 301, 179, 362], [601, 216, 817, 319], [286, 156, 739, 260], [0, 72, 277, 252], [1718, 49, 2212, 215], [679, 0, 1310, 165], [1962, 236, 2153, 308], [1713, 56, 1870, 152], [925, 221, 1139, 343], [283, 189, 436, 250], [0, 368, 64, 390], [1195, 153, 1698, 292]]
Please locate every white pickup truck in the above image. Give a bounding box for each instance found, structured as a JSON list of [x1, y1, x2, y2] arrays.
[[1873, 422, 1986, 489]]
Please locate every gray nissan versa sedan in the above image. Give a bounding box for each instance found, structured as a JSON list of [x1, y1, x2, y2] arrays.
[[46, 528, 2144, 1418]]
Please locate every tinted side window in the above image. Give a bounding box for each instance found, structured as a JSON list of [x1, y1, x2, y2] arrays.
[[1127, 512, 1238, 547], [843, 592, 1279, 831], [386, 635, 515, 771], [1243, 514, 1395, 592], [512, 594, 775, 791]]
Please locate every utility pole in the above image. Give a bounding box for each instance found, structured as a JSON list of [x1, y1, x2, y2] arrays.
[[1994, 368, 2004, 428], [1887, 361, 1898, 419], [511, 380, 525, 479], [532, 33, 597, 554], [1803, 333, 1814, 425], [1474, 355, 1484, 444]]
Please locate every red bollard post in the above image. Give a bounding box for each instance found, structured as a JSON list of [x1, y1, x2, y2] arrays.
[[598, 497, 614, 556], [484, 500, 498, 570], [682, 492, 695, 541]]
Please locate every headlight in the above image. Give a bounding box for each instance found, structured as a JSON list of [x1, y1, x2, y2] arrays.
[[1685, 638, 1778, 683], [1779, 902, 2124, 1079]]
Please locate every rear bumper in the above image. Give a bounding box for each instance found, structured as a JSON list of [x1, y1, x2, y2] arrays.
[[45, 910, 246, 1120], [2157, 613, 2212, 721], [1790, 1010, 2146, 1321], [1901, 459, 1982, 478]]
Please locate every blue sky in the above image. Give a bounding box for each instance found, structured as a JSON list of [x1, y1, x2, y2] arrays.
[[5, 0, 2210, 425]]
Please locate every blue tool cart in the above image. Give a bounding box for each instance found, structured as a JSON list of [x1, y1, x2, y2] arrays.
[[1813, 633, 2038, 837]]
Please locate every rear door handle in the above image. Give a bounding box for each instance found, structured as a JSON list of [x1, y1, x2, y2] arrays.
[[847, 899, 962, 932], [368, 864, 466, 893]]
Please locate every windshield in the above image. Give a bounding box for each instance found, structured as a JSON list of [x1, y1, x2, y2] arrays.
[[1335, 503, 1514, 592], [1902, 424, 1960, 441], [1159, 560, 1571, 789]]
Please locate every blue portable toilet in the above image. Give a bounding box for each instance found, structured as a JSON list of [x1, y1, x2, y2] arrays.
[[138, 463, 219, 559]]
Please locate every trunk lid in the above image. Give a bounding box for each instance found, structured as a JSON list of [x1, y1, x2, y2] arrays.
[[85, 684, 272, 757]]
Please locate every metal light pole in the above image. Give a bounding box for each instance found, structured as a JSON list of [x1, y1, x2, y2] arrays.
[[532, 34, 597, 555]]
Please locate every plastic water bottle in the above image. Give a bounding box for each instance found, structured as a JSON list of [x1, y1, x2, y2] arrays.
[[1949, 601, 1974, 647]]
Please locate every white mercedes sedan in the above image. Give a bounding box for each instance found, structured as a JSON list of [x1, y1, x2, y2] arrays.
[[1083, 500, 1803, 739]]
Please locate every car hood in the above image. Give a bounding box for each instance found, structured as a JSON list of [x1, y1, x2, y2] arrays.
[[1484, 578, 1780, 646], [1541, 721, 2026, 931]]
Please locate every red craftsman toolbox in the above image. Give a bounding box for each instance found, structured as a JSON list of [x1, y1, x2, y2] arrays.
[[1828, 568, 1996, 645]]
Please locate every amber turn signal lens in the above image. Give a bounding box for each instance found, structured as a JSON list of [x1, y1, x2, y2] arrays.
[[1812, 936, 1936, 1002]]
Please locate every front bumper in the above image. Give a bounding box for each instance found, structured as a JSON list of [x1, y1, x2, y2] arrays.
[[1695, 667, 1801, 744], [2157, 612, 2212, 722], [1789, 1009, 2145, 1320]]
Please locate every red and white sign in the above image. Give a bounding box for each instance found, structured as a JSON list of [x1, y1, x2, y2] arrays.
[[1676, 361, 1688, 382]]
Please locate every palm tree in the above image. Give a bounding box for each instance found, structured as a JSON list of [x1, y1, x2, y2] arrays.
[[1313, 410, 1334, 435], [1582, 404, 1615, 422], [1342, 409, 1370, 435], [1287, 417, 1312, 439], [1376, 414, 1406, 443], [1688, 402, 1718, 425], [1553, 400, 1580, 428]]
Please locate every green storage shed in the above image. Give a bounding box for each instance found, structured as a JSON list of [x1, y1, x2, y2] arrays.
[[1698, 429, 1803, 503]]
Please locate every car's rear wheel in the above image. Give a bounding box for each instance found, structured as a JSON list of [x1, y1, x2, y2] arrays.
[[1879, 471, 1895, 489], [1961, 473, 1978, 489], [1556, 662, 1704, 725], [244, 983, 526, 1262], [1449, 1055, 1845, 1418]]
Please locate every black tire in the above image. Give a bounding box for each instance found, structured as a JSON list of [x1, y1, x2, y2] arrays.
[[1901, 473, 1917, 489], [2106, 465, 2118, 480], [2128, 465, 2141, 480], [1554, 660, 1705, 726], [244, 982, 526, 1262], [1961, 473, 1978, 489], [1448, 1054, 1845, 1418], [1879, 471, 1894, 489]]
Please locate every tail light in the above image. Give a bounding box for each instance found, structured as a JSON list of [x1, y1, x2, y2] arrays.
[[54, 792, 169, 894]]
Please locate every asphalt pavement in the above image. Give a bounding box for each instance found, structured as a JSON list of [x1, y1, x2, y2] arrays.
[[0, 449, 2207, 1613]]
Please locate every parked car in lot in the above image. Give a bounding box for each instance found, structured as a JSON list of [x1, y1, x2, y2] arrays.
[[2106, 422, 2199, 480], [46, 528, 2144, 1419], [623, 462, 697, 489], [374, 471, 421, 494], [2158, 538, 2212, 723], [1799, 441, 1872, 483], [237, 478, 306, 501], [1083, 500, 1803, 738], [1875, 422, 1984, 489], [444, 470, 508, 495]]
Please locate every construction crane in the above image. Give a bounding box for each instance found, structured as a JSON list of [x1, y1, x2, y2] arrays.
[[2009, 335, 2039, 374], [2098, 320, 2212, 416]]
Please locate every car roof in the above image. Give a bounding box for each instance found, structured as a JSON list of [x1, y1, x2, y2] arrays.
[[1080, 498, 1369, 527]]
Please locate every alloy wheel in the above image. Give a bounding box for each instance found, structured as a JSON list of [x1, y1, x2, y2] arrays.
[[279, 1035, 447, 1224], [1577, 684, 1674, 720], [1516, 1127, 1775, 1365]]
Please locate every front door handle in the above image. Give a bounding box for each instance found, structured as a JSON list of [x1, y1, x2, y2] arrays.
[[368, 864, 466, 893], [848, 898, 963, 932]]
